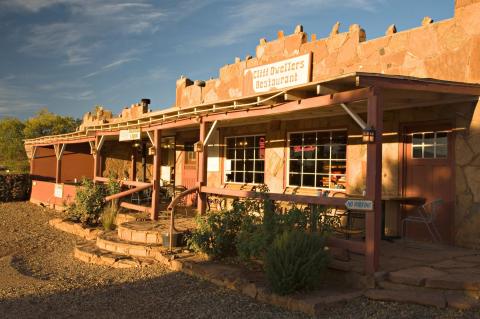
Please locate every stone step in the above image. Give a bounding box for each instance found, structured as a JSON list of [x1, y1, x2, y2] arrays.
[[117, 220, 170, 244], [96, 231, 163, 258], [115, 211, 150, 225], [365, 288, 447, 308], [74, 241, 156, 268]]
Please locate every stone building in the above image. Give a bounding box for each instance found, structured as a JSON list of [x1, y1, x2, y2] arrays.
[[24, 0, 480, 272]]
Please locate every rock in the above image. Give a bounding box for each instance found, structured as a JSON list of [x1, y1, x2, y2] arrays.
[[388, 267, 447, 286], [365, 289, 446, 308]]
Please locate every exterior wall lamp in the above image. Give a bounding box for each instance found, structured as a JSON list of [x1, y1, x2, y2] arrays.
[[362, 126, 376, 143]]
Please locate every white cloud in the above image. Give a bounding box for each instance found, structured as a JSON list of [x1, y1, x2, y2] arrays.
[[0, 77, 43, 116], [201, 0, 384, 48]]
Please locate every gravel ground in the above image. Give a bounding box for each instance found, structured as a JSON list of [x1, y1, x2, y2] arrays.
[[0, 202, 478, 319]]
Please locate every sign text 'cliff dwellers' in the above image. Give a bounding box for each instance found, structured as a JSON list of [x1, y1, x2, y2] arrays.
[[245, 53, 311, 93]]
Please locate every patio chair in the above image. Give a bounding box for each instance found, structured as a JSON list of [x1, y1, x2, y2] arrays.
[[402, 199, 443, 242], [173, 185, 189, 216], [330, 192, 365, 240]]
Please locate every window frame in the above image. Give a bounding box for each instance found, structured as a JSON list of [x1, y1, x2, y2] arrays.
[[411, 130, 449, 160], [286, 128, 348, 191], [223, 134, 266, 185]]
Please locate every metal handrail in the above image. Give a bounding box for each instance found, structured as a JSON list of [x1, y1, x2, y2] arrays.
[[166, 186, 200, 251]]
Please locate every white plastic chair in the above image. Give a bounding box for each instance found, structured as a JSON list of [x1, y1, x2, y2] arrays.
[[402, 199, 443, 242]]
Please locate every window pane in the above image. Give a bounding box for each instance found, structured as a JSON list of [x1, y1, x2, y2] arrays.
[[245, 148, 254, 158], [317, 160, 330, 174], [237, 137, 245, 148], [226, 148, 235, 160], [245, 160, 253, 171], [331, 145, 346, 159], [302, 160, 315, 174], [412, 134, 422, 146], [304, 133, 316, 145], [412, 147, 422, 158], [235, 172, 244, 182], [245, 172, 253, 183], [332, 175, 347, 189], [290, 134, 302, 146], [289, 160, 301, 173], [245, 136, 254, 148], [316, 175, 329, 188], [303, 145, 316, 159], [290, 146, 302, 159], [332, 131, 347, 144], [316, 145, 330, 159], [424, 146, 434, 158], [236, 160, 245, 171], [436, 132, 448, 145], [436, 145, 448, 158], [331, 161, 346, 175], [236, 148, 244, 158], [317, 132, 330, 144], [254, 173, 264, 183], [225, 172, 234, 182], [289, 173, 301, 186], [424, 133, 435, 145], [303, 174, 315, 187], [227, 138, 235, 148], [255, 161, 264, 172]]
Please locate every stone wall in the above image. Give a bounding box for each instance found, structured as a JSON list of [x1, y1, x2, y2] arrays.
[[175, 0, 480, 108]]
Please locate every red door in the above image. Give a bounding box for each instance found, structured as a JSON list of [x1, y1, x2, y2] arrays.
[[182, 143, 197, 206], [402, 124, 454, 243]]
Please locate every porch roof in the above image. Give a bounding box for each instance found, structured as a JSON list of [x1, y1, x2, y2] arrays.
[[24, 72, 480, 146]]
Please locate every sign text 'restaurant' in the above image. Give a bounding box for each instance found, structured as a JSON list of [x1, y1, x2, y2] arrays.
[[245, 53, 311, 93]]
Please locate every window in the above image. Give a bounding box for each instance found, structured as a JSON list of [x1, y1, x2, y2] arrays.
[[184, 143, 196, 165], [412, 131, 448, 159], [224, 135, 265, 184], [288, 130, 347, 190]]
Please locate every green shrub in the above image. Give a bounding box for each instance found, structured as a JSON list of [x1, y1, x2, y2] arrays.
[[66, 179, 106, 226], [105, 177, 121, 196], [188, 202, 247, 258], [264, 230, 328, 295], [101, 200, 118, 231]]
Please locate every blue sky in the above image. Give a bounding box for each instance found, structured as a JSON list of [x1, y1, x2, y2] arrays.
[[0, 0, 454, 120]]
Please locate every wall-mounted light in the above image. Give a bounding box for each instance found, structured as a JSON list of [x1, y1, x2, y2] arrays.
[[133, 141, 141, 148], [362, 126, 376, 143]]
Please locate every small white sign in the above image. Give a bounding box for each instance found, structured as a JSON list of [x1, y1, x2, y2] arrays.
[[119, 129, 141, 141], [245, 53, 311, 93], [224, 159, 232, 171], [345, 199, 373, 211], [54, 183, 63, 198], [207, 157, 220, 172]]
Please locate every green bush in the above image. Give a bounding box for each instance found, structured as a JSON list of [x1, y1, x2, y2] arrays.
[[105, 177, 121, 196], [66, 179, 106, 226], [264, 230, 328, 295], [188, 202, 247, 258]]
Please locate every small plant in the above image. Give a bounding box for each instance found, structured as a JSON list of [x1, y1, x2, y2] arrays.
[[105, 176, 121, 196], [264, 230, 328, 295], [188, 202, 247, 258], [66, 178, 106, 226], [101, 200, 118, 231]]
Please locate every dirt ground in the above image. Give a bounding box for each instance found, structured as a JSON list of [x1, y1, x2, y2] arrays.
[[0, 202, 477, 319]]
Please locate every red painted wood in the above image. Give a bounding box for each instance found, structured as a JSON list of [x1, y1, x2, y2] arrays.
[[365, 87, 383, 275], [182, 146, 198, 206], [197, 121, 207, 214], [30, 180, 76, 209], [151, 129, 161, 220]]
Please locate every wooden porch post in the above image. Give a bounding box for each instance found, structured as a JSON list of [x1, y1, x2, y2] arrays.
[[197, 120, 208, 214], [29, 146, 37, 175], [54, 144, 65, 184], [365, 87, 383, 274], [131, 147, 137, 182], [151, 129, 162, 220]]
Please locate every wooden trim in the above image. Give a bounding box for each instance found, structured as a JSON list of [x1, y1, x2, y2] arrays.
[[94, 176, 151, 187], [357, 75, 480, 96], [327, 237, 365, 255]]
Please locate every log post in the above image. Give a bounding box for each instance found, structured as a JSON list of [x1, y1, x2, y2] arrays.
[[197, 120, 208, 214], [151, 129, 162, 220], [365, 87, 383, 274]]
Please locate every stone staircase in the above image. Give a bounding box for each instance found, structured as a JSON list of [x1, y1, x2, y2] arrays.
[[367, 263, 480, 309], [74, 215, 178, 268]]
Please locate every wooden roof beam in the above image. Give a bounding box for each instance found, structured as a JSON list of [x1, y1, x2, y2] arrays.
[[356, 75, 480, 96]]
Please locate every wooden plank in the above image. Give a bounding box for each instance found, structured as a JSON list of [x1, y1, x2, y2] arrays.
[[197, 121, 208, 214], [105, 184, 151, 202], [151, 129, 161, 220], [120, 201, 152, 214], [327, 237, 365, 255], [365, 87, 383, 275], [200, 186, 348, 207]]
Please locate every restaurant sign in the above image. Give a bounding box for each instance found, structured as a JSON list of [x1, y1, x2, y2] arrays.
[[119, 129, 141, 141], [345, 199, 373, 211], [244, 53, 311, 93]]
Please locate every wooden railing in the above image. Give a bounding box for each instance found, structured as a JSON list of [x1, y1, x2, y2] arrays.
[[97, 177, 153, 214]]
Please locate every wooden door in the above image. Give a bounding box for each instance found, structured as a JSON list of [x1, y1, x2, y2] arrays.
[[182, 142, 197, 205], [402, 124, 454, 243]]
